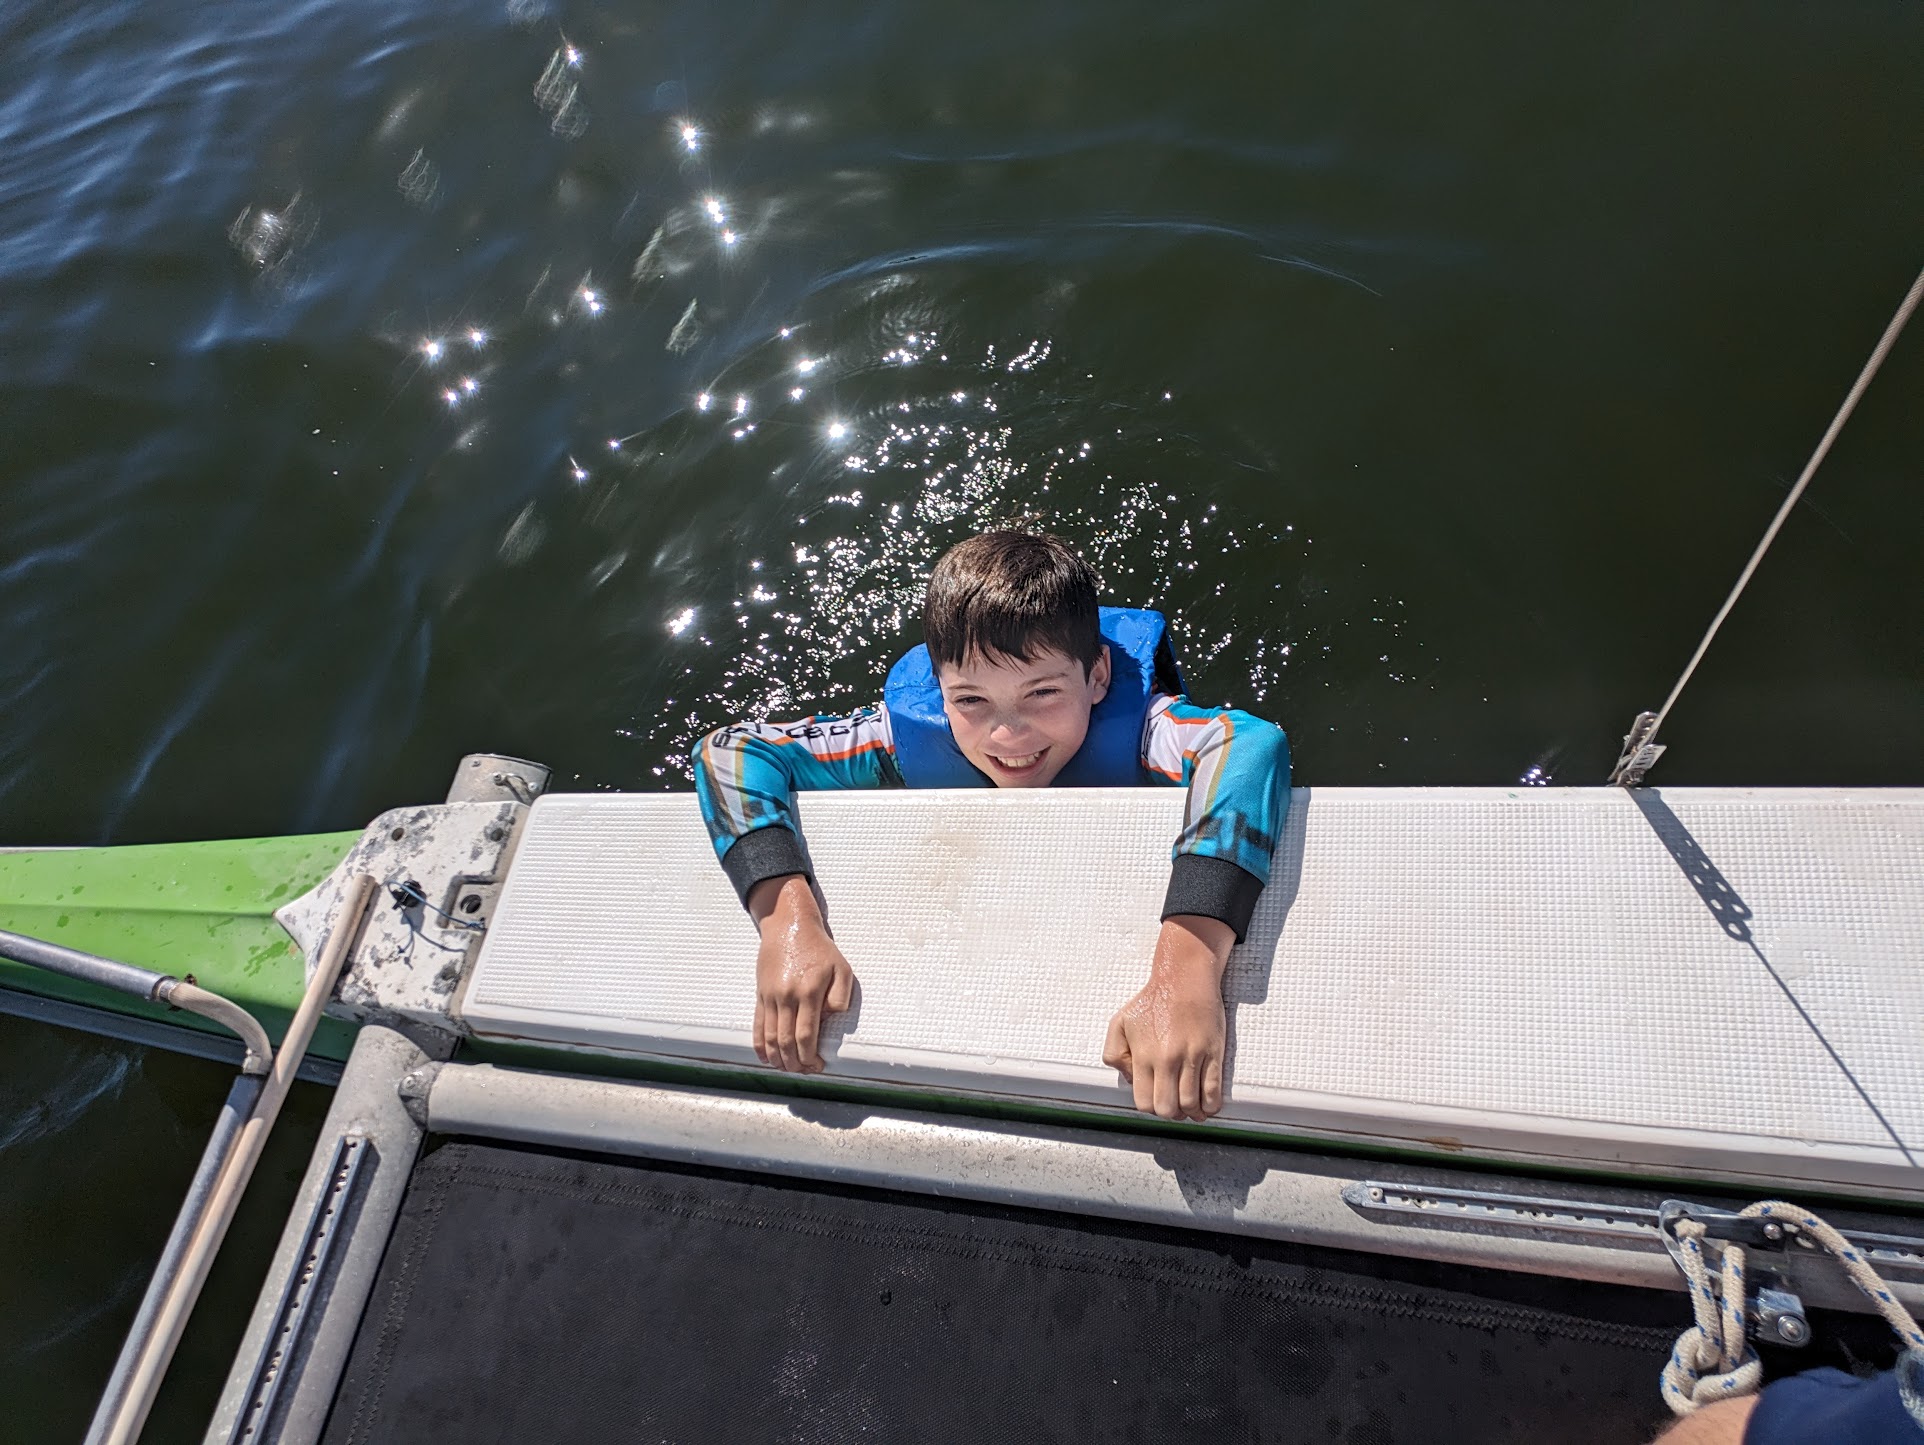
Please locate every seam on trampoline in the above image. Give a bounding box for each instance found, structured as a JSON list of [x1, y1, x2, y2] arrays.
[[339, 1159, 458, 1445], [437, 1153, 1676, 1353]]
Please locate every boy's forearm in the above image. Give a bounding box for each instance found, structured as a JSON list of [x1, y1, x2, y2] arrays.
[[1155, 913, 1235, 984], [724, 826, 813, 908], [1148, 702, 1290, 943], [692, 708, 899, 910], [1161, 855, 1265, 942], [747, 872, 820, 931]]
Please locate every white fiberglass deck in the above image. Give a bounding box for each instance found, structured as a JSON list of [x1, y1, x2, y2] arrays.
[[460, 788, 1924, 1202]]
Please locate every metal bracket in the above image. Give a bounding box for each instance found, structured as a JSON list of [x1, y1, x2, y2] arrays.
[[395, 1062, 442, 1129], [275, 800, 528, 1031], [226, 1132, 370, 1443], [1346, 1183, 1924, 1277], [1657, 1201, 1811, 1349], [1752, 1286, 1813, 1347], [1608, 710, 1666, 787], [1341, 1181, 1662, 1248], [1347, 1188, 1824, 1347], [1658, 1199, 1788, 1253]]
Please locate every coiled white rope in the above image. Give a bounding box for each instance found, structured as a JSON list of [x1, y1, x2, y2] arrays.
[[1611, 260, 1924, 786], [1661, 1199, 1924, 1416]]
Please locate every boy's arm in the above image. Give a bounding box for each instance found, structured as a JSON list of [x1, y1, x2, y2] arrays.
[[746, 873, 854, 1074], [694, 706, 900, 903], [1102, 697, 1290, 1121], [693, 707, 899, 1072], [1143, 695, 1291, 940]]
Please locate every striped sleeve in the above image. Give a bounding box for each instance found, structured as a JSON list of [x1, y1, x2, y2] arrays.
[[693, 705, 901, 906], [1140, 694, 1291, 941]]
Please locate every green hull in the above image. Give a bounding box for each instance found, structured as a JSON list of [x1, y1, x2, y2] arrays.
[[0, 832, 362, 1062]]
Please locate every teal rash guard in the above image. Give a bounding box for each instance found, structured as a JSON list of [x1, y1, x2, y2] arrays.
[[692, 692, 1290, 940]]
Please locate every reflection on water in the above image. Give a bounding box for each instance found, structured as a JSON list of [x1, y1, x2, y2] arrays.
[[630, 313, 1316, 744], [303, 25, 1412, 790], [1, 0, 1922, 1436]]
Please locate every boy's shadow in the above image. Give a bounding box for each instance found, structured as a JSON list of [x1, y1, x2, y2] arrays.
[[1219, 788, 1309, 1101]]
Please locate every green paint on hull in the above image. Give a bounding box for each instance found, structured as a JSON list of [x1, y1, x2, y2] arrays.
[[0, 833, 361, 1061]]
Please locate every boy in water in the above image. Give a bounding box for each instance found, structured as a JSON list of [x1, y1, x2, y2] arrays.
[[693, 530, 1290, 1121]]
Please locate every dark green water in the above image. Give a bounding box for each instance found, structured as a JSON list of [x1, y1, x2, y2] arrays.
[[2, 0, 1920, 1437]]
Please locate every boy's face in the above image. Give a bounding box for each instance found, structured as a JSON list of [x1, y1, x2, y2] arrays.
[[935, 644, 1111, 787]]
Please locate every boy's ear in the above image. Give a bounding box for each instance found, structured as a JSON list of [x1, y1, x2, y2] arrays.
[[1089, 644, 1111, 705]]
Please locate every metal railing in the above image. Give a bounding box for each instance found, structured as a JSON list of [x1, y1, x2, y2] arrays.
[[0, 873, 375, 1445]]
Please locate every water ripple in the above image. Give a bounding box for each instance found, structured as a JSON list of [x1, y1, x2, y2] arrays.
[[0, 1052, 133, 1154]]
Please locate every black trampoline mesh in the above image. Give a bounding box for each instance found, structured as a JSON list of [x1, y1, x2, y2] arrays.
[[322, 1138, 1695, 1444]]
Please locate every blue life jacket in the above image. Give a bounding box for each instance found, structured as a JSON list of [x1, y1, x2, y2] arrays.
[[882, 607, 1178, 787]]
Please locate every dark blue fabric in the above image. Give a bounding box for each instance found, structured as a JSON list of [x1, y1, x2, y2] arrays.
[[883, 607, 1167, 787], [1745, 1357, 1924, 1445]]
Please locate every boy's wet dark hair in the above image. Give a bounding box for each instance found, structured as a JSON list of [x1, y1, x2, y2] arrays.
[[923, 530, 1102, 674]]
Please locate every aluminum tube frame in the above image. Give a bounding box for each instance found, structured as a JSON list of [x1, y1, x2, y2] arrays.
[[88, 1074, 265, 1437], [421, 1062, 1924, 1318], [0, 927, 169, 999], [158, 983, 273, 1076], [0, 988, 344, 1085], [204, 1023, 454, 1445], [93, 874, 373, 1445]]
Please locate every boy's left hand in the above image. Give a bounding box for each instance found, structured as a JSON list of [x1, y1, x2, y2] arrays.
[[1101, 914, 1235, 1122]]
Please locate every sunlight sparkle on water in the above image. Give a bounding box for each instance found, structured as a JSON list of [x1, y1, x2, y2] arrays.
[[679, 121, 700, 151], [460, 376, 478, 394], [827, 420, 849, 441], [696, 392, 713, 412], [796, 357, 818, 375], [667, 607, 696, 636], [422, 338, 444, 362], [468, 329, 487, 348]]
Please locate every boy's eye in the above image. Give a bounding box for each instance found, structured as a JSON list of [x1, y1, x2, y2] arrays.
[[1030, 687, 1061, 700], [951, 694, 985, 707]]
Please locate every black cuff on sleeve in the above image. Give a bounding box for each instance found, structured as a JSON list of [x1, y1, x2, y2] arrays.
[[1161, 854, 1265, 943], [719, 826, 811, 909]]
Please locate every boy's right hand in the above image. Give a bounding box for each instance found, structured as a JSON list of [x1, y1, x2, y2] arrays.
[[747, 873, 856, 1073]]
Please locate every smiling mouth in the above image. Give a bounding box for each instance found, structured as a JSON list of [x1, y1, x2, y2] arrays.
[[988, 749, 1047, 773]]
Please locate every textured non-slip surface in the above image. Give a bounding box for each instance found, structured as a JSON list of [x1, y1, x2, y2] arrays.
[[320, 1140, 1691, 1444], [462, 788, 1924, 1195]]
